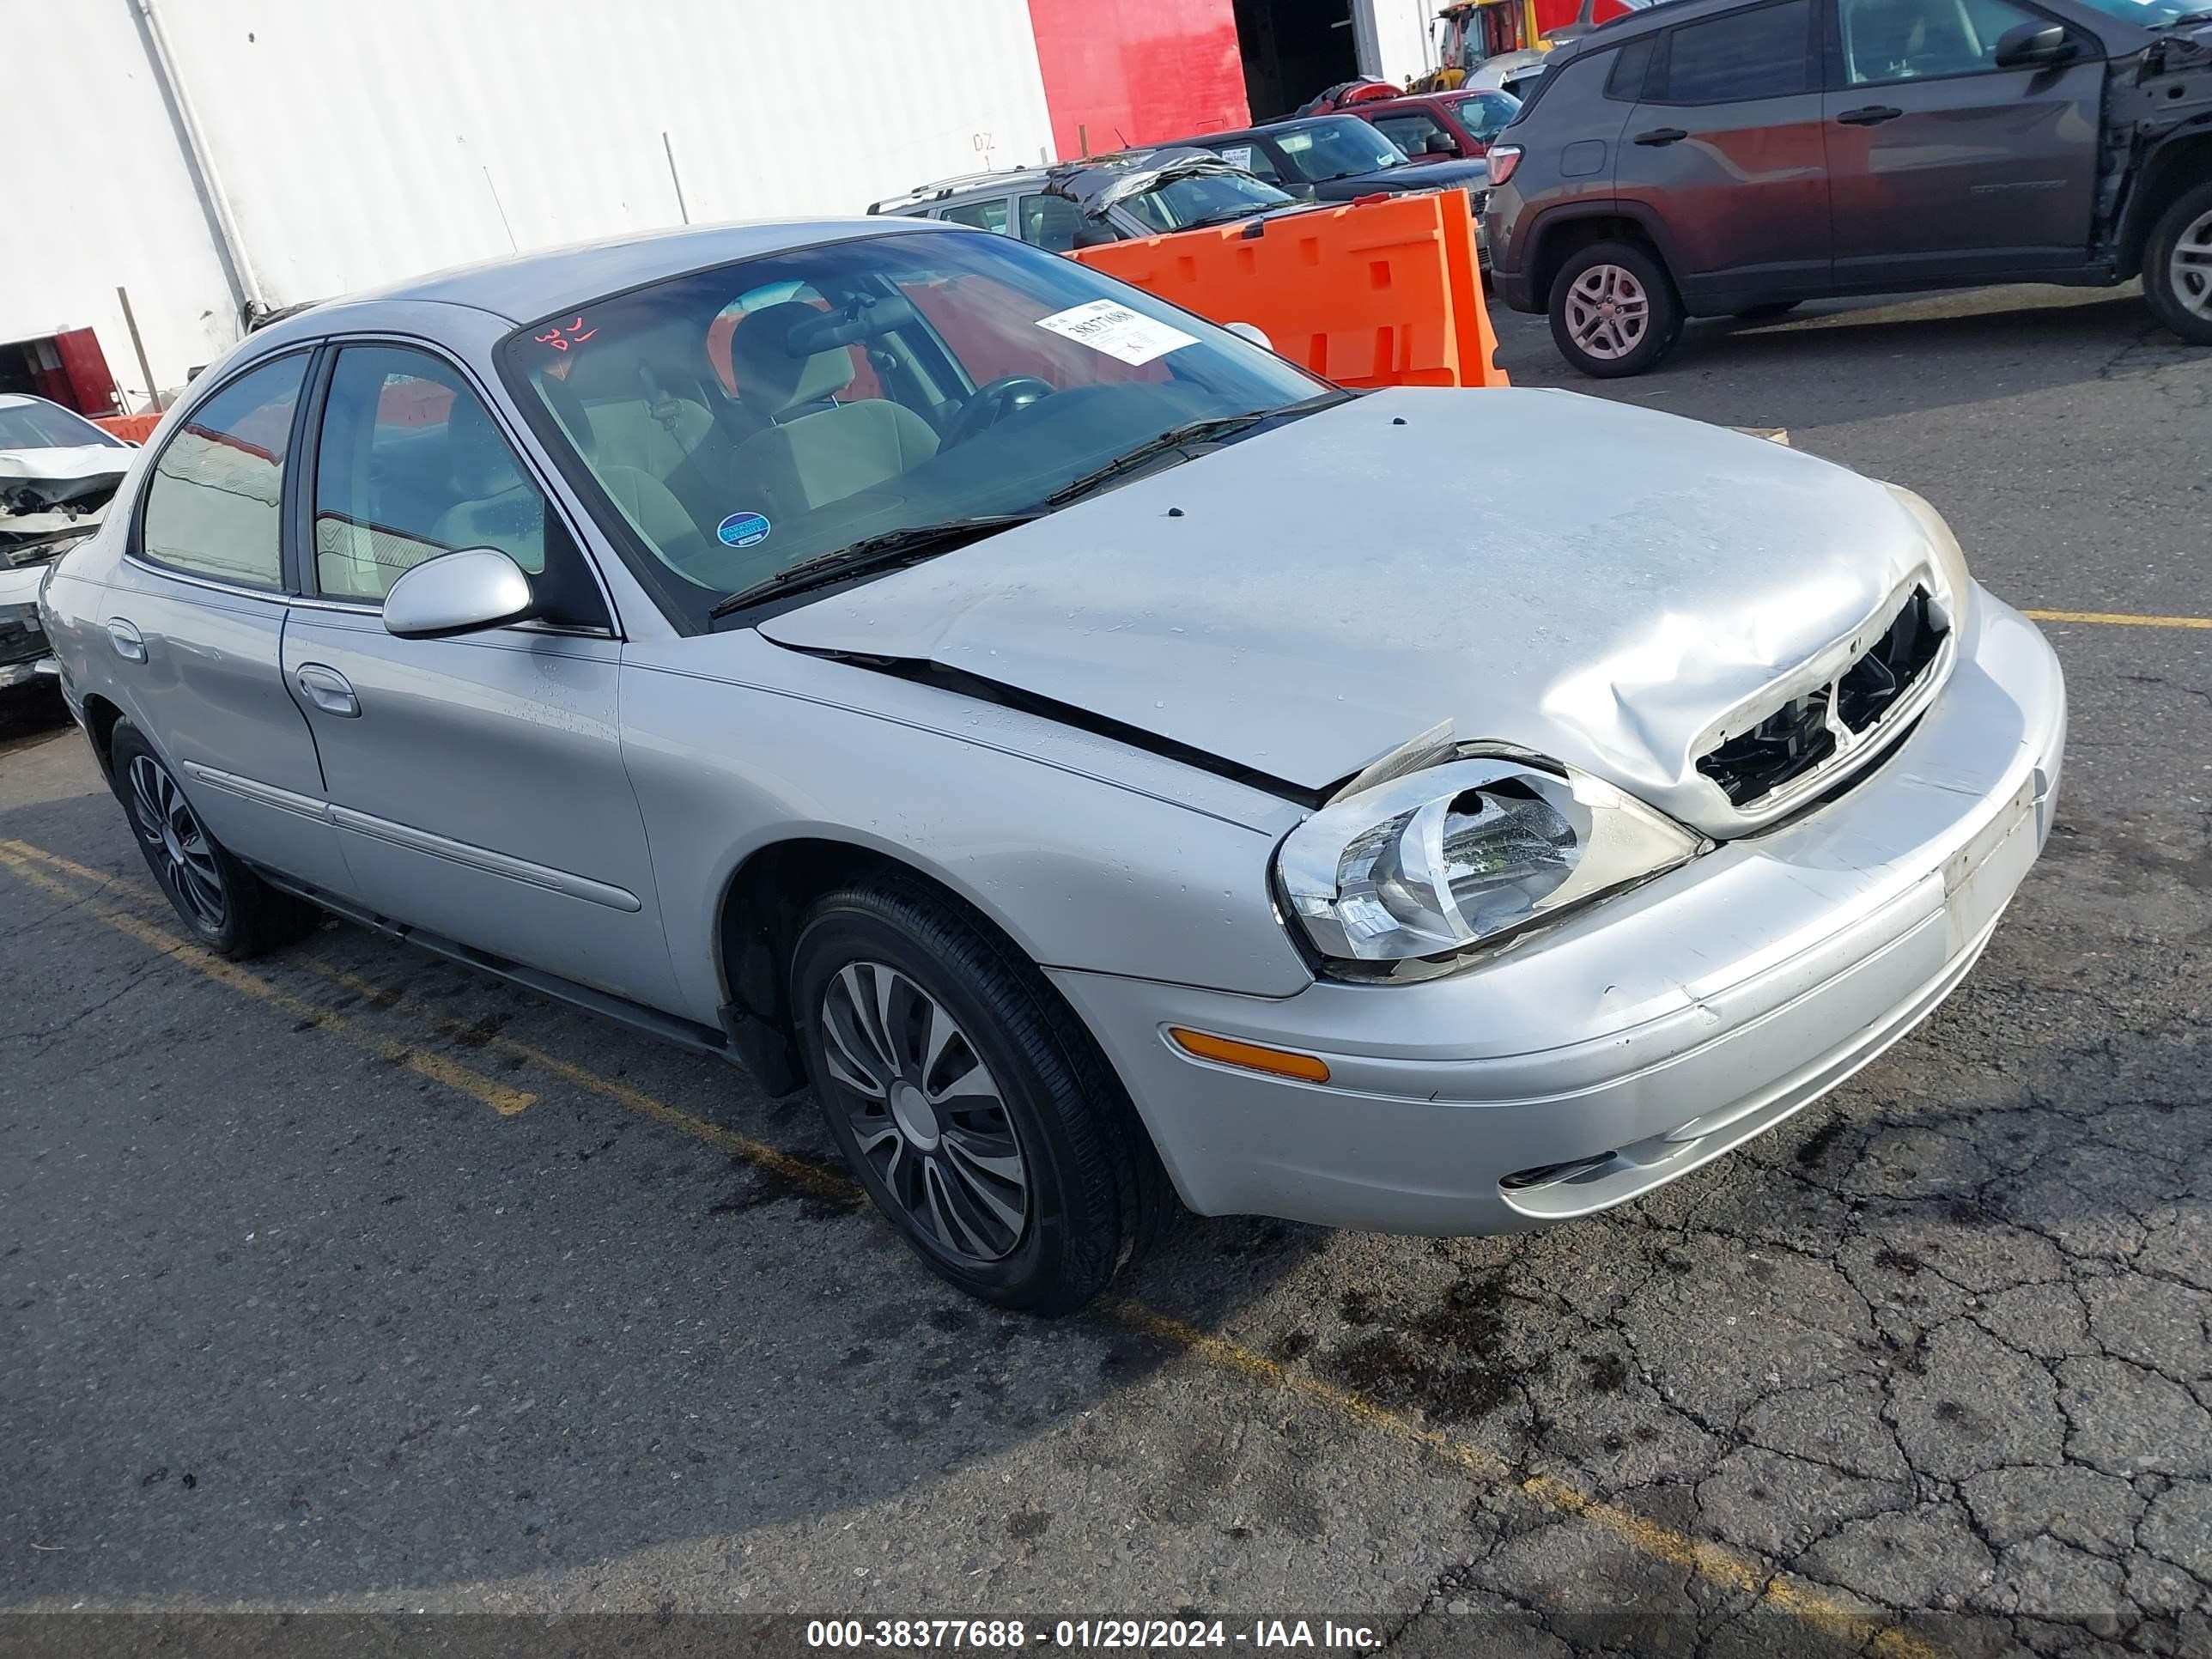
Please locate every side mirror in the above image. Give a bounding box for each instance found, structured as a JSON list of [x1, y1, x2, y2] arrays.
[[1224, 321, 1275, 352], [1993, 21, 2074, 66], [382, 547, 535, 640]]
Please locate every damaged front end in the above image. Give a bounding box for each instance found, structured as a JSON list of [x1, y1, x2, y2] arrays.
[[1, 455, 125, 569], [1, 451, 126, 690]]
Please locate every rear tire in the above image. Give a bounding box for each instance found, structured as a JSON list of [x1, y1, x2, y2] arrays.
[[2142, 182, 2212, 346], [107, 720, 322, 959], [790, 878, 1165, 1315], [1548, 240, 1683, 378]]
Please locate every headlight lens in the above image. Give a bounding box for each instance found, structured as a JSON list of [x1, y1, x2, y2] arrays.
[[1881, 483, 1972, 620], [1278, 754, 1705, 970]]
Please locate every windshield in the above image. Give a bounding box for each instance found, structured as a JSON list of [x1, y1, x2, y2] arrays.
[[1123, 169, 1297, 232], [1448, 90, 1522, 141], [498, 229, 1331, 628], [1273, 118, 1407, 183], [2061, 0, 2203, 21], [0, 400, 125, 451]]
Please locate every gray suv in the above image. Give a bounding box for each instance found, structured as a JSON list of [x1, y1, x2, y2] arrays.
[[1483, 0, 2212, 374]]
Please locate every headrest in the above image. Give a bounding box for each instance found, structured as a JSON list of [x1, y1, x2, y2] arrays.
[[726, 301, 857, 416]]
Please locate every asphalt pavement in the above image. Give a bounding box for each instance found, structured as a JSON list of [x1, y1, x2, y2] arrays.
[[3, 283, 2209, 1658]]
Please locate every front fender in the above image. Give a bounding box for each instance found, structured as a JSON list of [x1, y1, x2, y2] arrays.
[[617, 640, 1317, 1027]]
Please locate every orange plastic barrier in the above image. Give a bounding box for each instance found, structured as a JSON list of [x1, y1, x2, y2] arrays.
[[1073, 190, 1507, 390], [93, 413, 161, 444]]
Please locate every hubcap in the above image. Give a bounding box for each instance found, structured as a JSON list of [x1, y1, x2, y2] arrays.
[[2172, 208, 2212, 323], [818, 962, 1030, 1264], [128, 755, 227, 931], [1565, 264, 1650, 360]]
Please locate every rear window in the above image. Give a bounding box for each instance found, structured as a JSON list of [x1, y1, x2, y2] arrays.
[[0, 400, 125, 450]]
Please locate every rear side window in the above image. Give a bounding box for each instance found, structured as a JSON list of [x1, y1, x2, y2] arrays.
[[1605, 37, 1656, 99], [139, 353, 307, 590], [1649, 0, 1814, 101]]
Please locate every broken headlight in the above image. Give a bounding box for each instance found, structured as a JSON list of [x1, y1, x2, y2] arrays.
[[1882, 483, 1972, 620], [1277, 755, 1705, 974]]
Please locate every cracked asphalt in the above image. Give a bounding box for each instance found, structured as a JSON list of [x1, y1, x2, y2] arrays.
[[3, 283, 2209, 1658]]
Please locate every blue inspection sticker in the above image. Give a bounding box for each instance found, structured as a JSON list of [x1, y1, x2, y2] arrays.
[[716, 511, 771, 548]]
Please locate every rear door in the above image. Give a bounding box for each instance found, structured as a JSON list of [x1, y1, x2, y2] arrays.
[[1823, 0, 2102, 281], [1618, 0, 1832, 305], [105, 349, 356, 896], [283, 340, 681, 1008]]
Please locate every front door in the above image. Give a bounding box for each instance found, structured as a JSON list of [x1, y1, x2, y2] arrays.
[[108, 349, 354, 896], [1824, 0, 2102, 283], [283, 341, 680, 1010], [1617, 0, 1832, 306]]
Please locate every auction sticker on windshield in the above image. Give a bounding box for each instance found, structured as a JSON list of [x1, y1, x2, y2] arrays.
[[1034, 301, 1198, 366]]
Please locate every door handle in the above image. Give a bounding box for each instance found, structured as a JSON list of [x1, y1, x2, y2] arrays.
[[1837, 105, 1904, 125], [294, 662, 361, 718], [106, 618, 147, 663], [1632, 126, 1689, 146]]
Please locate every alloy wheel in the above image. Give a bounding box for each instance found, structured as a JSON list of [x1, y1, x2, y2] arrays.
[[128, 755, 228, 930], [2171, 208, 2212, 323], [1564, 264, 1650, 360], [819, 961, 1030, 1263]]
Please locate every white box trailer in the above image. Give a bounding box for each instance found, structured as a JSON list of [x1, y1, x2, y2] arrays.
[[1, 0, 1055, 409]]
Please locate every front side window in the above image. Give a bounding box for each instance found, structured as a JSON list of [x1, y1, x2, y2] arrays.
[[312, 345, 563, 602], [1272, 118, 1407, 183], [1370, 111, 1458, 157], [1447, 91, 1522, 140], [1019, 193, 1087, 251], [499, 229, 1333, 629], [939, 198, 1011, 234], [1839, 0, 2052, 82], [1650, 0, 1814, 100], [139, 353, 306, 589]]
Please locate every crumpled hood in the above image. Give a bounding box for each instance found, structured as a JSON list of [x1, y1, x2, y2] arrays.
[[1, 445, 128, 560], [758, 387, 1946, 836]]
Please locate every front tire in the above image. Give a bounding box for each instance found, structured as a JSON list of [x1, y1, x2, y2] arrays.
[[1548, 240, 1683, 378], [2142, 182, 2212, 346], [790, 879, 1164, 1315], [107, 720, 321, 959]]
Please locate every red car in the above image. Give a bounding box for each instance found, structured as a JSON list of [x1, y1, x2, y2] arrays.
[[1348, 89, 1525, 161]]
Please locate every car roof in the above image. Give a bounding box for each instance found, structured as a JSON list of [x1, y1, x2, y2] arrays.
[[0, 392, 64, 410], [872, 148, 1218, 216], [246, 216, 953, 345]]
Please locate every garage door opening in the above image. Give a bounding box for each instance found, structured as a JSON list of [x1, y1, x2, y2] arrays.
[[0, 331, 121, 417], [1233, 0, 1362, 121]]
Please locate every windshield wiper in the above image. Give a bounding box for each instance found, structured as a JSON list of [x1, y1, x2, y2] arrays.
[[706, 514, 1039, 619], [1042, 394, 1350, 510]]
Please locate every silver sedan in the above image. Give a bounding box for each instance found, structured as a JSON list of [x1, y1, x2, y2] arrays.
[[38, 219, 2065, 1312]]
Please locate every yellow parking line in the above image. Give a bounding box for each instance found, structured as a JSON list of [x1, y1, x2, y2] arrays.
[[0, 836, 1931, 1657], [2025, 609, 2212, 629], [0, 840, 534, 1116]]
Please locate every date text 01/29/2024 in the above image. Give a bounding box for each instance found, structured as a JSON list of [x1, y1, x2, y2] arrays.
[[805, 1620, 1382, 1650]]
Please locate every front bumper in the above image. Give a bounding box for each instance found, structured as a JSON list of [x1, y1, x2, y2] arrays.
[[1051, 590, 2065, 1233]]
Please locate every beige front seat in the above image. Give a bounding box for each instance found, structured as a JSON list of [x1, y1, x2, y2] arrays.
[[564, 345, 716, 483], [726, 301, 939, 516]]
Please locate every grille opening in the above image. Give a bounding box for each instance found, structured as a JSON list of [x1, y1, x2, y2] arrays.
[[1697, 686, 1838, 806], [1696, 586, 1946, 810], [1835, 587, 1943, 732]]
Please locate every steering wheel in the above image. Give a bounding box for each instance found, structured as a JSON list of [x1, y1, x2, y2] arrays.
[[943, 376, 1056, 447]]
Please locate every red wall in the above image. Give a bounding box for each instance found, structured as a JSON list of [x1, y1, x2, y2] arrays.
[[1025, 0, 1250, 160]]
